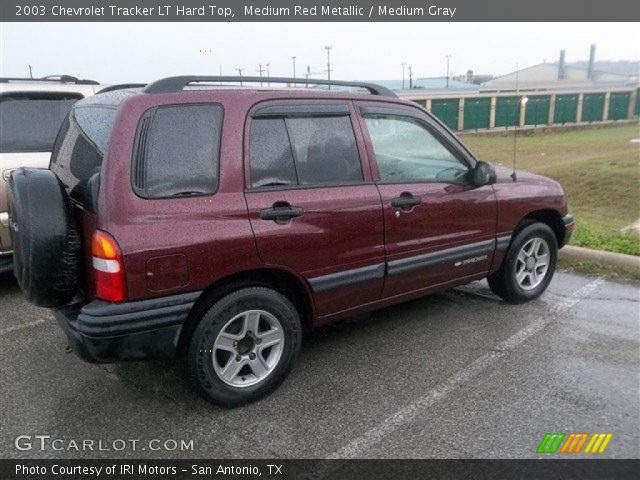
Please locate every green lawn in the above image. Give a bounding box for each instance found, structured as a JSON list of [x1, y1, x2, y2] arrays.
[[461, 124, 640, 255]]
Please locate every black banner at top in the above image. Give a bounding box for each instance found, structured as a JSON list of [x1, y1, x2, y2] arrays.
[[1, 0, 640, 22]]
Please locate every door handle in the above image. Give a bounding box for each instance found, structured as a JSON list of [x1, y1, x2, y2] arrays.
[[391, 195, 421, 208], [260, 206, 303, 221]]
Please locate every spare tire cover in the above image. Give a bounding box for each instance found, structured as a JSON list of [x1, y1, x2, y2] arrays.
[[8, 168, 80, 307]]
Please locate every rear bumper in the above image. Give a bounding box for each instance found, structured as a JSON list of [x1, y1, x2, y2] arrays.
[[54, 291, 201, 363], [562, 214, 574, 247]]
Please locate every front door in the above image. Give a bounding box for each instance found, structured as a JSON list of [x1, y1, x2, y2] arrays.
[[356, 103, 497, 299], [244, 101, 385, 317]]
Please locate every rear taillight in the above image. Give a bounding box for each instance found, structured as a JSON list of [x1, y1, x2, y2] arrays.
[[92, 230, 126, 302]]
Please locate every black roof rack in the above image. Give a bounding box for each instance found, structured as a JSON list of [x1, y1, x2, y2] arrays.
[[143, 76, 397, 98], [98, 83, 146, 93], [0, 75, 99, 85]]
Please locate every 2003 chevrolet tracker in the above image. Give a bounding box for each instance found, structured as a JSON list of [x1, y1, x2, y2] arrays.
[[8, 76, 573, 407]]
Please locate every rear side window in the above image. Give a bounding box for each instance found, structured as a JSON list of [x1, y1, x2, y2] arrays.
[[0, 92, 81, 153], [250, 115, 363, 188], [50, 106, 116, 210], [132, 104, 222, 198]]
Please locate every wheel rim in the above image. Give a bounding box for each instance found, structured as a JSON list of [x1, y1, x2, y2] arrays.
[[212, 309, 285, 388], [515, 237, 550, 291]]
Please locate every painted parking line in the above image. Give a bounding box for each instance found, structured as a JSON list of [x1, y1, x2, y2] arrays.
[[327, 277, 605, 461], [0, 318, 48, 336]]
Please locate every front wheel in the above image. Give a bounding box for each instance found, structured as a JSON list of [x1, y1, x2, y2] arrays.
[[187, 287, 302, 407], [488, 222, 558, 304]]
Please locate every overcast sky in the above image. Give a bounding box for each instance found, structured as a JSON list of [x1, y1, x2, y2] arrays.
[[1, 22, 638, 83]]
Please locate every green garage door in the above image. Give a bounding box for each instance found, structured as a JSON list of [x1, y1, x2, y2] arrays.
[[524, 96, 550, 126], [495, 97, 521, 128], [608, 92, 631, 120], [463, 97, 491, 130], [581, 93, 605, 122], [430, 98, 459, 130], [412, 99, 427, 108], [553, 94, 579, 124], [635, 89, 640, 117]]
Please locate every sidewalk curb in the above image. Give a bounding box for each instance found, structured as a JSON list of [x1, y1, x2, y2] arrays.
[[560, 245, 640, 271]]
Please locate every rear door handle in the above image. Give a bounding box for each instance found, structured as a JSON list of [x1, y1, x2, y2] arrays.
[[260, 206, 303, 221], [391, 195, 421, 208]]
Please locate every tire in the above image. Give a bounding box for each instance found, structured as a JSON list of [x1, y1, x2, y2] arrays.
[[488, 222, 558, 304], [187, 287, 302, 407], [8, 168, 80, 307]]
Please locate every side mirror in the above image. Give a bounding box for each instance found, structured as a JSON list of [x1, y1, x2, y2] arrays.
[[473, 161, 496, 186]]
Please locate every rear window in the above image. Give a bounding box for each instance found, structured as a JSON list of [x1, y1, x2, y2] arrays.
[[50, 106, 117, 210], [132, 104, 222, 198], [0, 92, 82, 153]]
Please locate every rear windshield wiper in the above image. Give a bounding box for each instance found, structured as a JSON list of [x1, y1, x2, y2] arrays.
[[255, 181, 294, 188]]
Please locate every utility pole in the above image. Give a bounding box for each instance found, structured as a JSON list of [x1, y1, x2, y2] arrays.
[[408, 66, 413, 89], [28, 65, 33, 78], [446, 55, 451, 88], [401, 62, 406, 89], [257, 63, 265, 86], [325, 45, 332, 89], [266, 63, 270, 87], [292, 56, 296, 85], [236, 68, 244, 86]]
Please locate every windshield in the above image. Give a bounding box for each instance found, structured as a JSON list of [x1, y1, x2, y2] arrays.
[[0, 93, 82, 153]]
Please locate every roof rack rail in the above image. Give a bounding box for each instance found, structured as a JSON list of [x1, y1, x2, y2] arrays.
[[143, 76, 397, 98], [0, 75, 99, 85], [98, 83, 146, 93]]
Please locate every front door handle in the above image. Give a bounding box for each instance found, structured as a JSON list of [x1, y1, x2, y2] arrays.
[[391, 195, 421, 208], [260, 206, 303, 221]]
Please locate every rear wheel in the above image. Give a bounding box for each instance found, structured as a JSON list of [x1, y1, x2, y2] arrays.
[[186, 287, 301, 407], [488, 222, 557, 304]]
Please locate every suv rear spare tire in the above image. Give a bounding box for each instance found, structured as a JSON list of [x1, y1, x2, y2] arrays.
[[8, 168, 80, 307]]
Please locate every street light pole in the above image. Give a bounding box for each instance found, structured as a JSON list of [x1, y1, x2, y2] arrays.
[[257, 63, 264, 86], [236, 68, 244, 86], [408, 66, 413, 89], [292, 56, 296, 85], [446, 55, 451, 88], [266, 63, 270, 87], [402, 62, 406, 89], [325, 45, 332, 89]]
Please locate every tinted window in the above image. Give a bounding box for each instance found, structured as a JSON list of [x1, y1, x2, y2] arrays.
[[249, 118, 297, 187], [250, 114, 362, 187], [0, 93, 81, 153], [50, 106, 116, 210], [364, 115, 468, 183], [133, 104, 222, 198]]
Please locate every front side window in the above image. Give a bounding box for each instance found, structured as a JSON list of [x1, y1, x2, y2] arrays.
[[133, 104, 222, 198], [250, 114, 363, 188], [0, 93, 81, 153], [364, 115, 469, 184]]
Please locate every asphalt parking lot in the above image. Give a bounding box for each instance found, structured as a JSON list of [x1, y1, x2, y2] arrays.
[[1, 270, 638, 459]]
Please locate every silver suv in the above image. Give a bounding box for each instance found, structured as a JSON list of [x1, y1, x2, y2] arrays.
[[0, 76, 101, 271]]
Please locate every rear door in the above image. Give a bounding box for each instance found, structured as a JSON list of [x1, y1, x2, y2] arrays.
[[356, 102, 497, 298], [244, 101, 385, 318]]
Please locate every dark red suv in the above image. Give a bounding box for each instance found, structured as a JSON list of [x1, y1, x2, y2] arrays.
[[8, 76, 573, 407]]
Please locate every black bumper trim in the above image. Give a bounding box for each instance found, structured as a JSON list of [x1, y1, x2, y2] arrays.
[[54, 291, 201, 363]]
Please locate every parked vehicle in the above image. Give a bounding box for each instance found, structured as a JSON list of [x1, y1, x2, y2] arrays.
[[0, 76, 101, 272], [8, 76, 574, 407]]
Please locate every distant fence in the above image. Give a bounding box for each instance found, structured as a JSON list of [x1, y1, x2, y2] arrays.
[[403, 87, 639, 132]]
